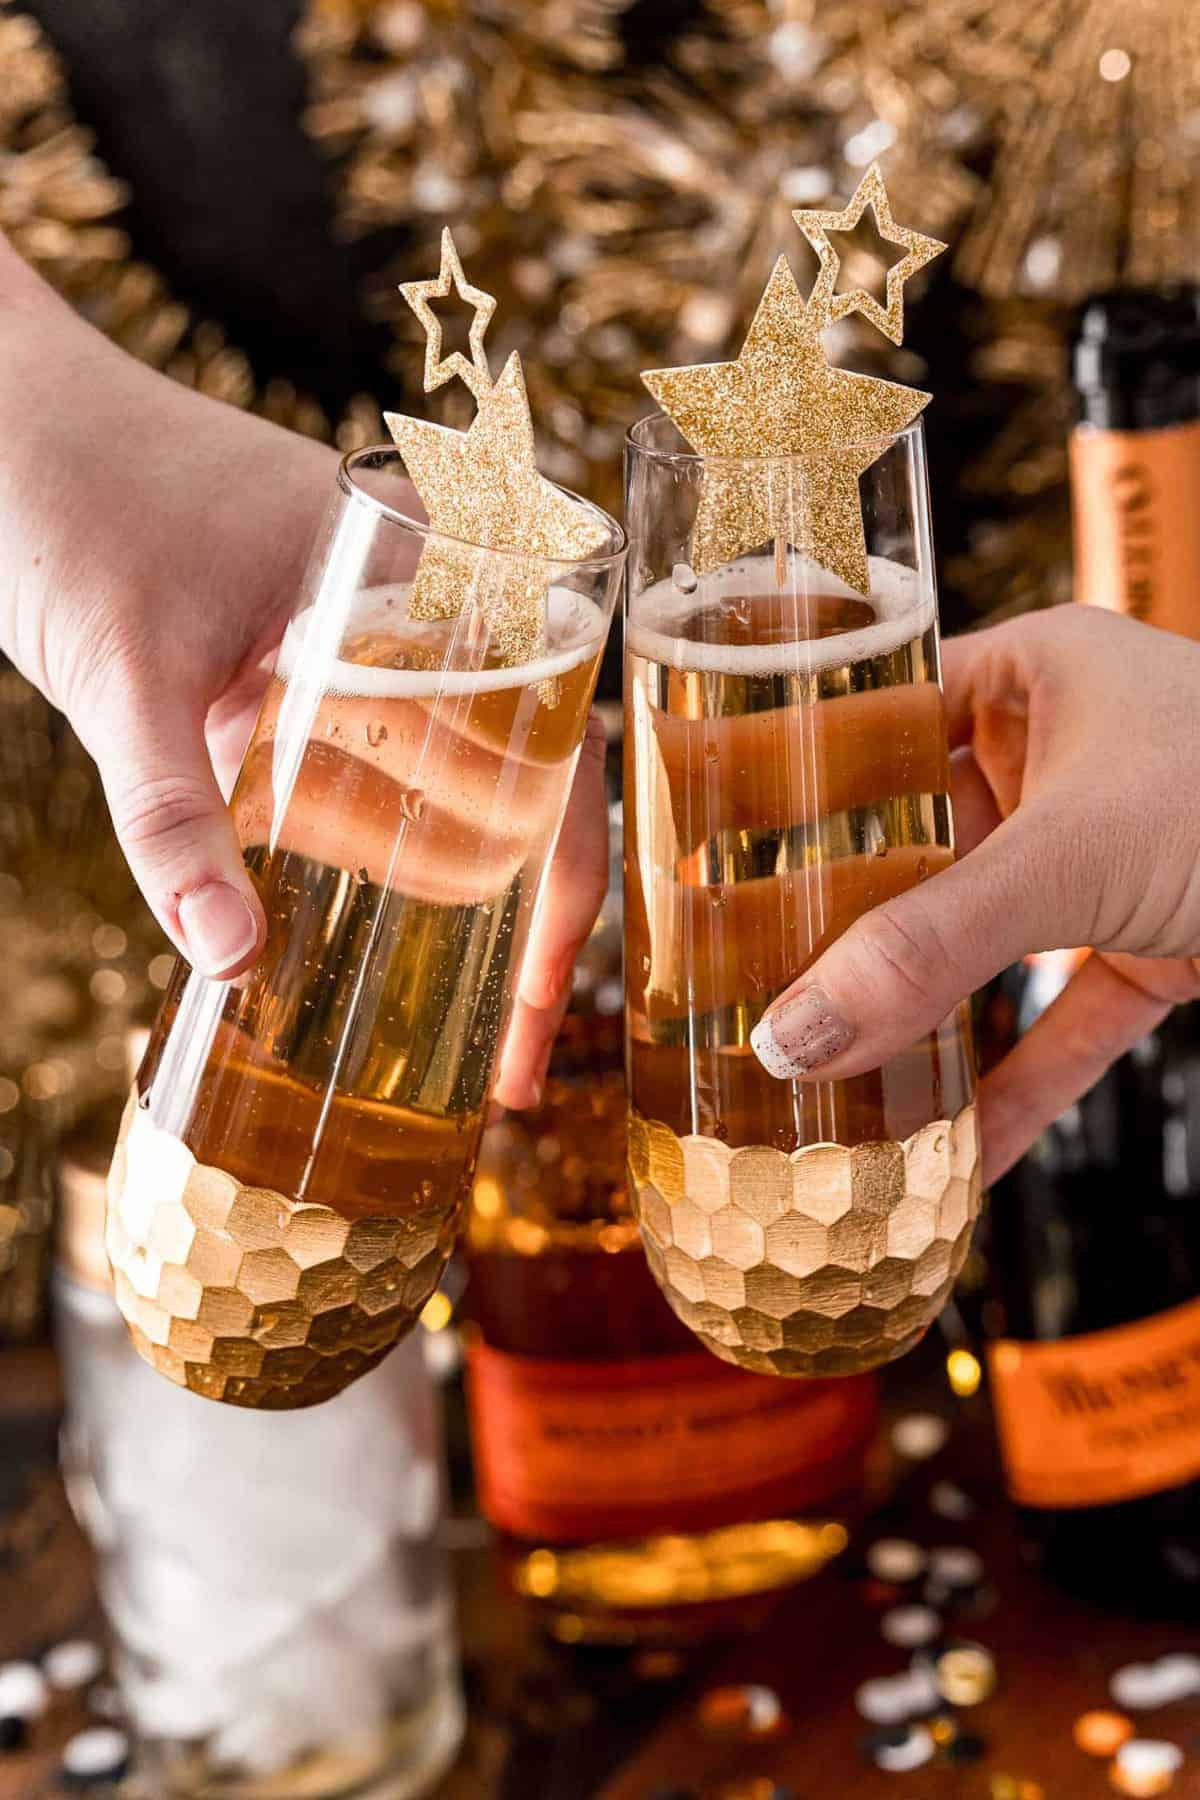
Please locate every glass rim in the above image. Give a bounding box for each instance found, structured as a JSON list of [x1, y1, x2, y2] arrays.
[[338, 444, 627, 573], [625, 410, 925, 468]]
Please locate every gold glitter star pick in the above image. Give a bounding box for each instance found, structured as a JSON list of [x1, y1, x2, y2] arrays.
[[642, 253, 931, 593], [399, 225, 496, 401], [386, 230, 608, 676], [793, 162, 946, 348]]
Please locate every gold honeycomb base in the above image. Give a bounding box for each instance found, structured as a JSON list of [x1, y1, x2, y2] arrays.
[[105, 1093, 456, 1408], [628, 1104, 980, 1377]]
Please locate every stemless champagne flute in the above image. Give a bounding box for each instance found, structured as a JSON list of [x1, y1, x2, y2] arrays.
[[624, 416, 979, 1377], [107, 448, 625, 1408]]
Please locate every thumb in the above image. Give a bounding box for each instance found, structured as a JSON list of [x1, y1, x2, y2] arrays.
[[96, 697, 265, 980], [750, 809, 1065, 1081]]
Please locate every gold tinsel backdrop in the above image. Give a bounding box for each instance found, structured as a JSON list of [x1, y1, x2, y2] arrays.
[[2, 0, 1197, 1329]]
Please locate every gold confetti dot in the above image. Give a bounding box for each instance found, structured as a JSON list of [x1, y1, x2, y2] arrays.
[[936, 1645, 996, 1707], [1076, 1711, 1134, 1757], [516, 1549, 559, 1598], [947, 1347, 982, 1397]]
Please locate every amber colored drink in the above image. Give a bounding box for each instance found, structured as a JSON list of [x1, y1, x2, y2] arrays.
[[626, 559, 972, 1150], [624, 553, 979, 1377], [109, 582, 606, 1407]]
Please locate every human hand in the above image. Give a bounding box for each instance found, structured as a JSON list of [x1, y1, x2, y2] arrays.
[[750, 605, 1200, 1183], [0, 245, 607, 1109]]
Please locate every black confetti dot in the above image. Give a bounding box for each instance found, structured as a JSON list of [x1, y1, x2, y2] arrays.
[[0, 1716, 27, 1753], [860, 1724, 911, 1755], [946, 1731, 987, 1762]]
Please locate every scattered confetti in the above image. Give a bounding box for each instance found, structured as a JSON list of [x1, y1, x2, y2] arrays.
[[1111, 1656, 1200, 1711], [1111, 1739, 1184, 1797], [697, 1685, 783, 1738], [1076, 1711, 1136, 1757], [43, 1640, 104, 1692], [874, 1723, 935, 1771], [929, 1546, 984, 1589], [892, 1414, 950, 1461], [946, 1730, 987, 1762], [855, 1666, 941, 1725], [867, 1539, 928, 1584], [930, 1480, 975, 1521], [0, 1663, 48, 1721], [0, 1716, 27, 1753], [61, 1727, 131, 1788], [881, 1605, 941, 1648], [935, 1645, 997, 1707], [945, 1347, 983, 1396]]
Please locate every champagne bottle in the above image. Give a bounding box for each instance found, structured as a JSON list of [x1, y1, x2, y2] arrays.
[[985, 289, 1200, 1610], [462, 785, 880, 1645]]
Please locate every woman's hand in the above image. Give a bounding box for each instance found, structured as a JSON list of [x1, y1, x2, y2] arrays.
[[751, 605, 1200, 1183], [0, 242, 607, 1108]]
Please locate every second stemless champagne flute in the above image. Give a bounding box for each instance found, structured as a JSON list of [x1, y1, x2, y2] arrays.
[[108, 448, 625, 1408], [624, 416, 979, 1377]]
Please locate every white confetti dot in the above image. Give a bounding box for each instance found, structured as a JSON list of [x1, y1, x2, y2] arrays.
[[855, 1666, 940, 1725], [929, 1480, 974, 1521], [1115, 1739, 1184, 1783], [891, 1414, 949, 1460], [867, 1538, 928, 1584], [881, 1605, 941, 1649], [1111, 1655, 1200, 1710], [44, 1640, 104, 1692], [0, 1662, 49, 1720], [928, 1546, 984, 1588], [875, 1724, 935, 1771], [61, 1726, 130, 1781]]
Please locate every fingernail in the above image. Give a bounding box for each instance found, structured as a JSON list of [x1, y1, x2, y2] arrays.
[[751, 986, 854, 1079], [178, 882, 259, 978]]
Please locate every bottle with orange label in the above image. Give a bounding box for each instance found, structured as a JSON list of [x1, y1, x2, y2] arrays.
[[461, 783, 880, 1645], [986, 289, 1200, 1611]]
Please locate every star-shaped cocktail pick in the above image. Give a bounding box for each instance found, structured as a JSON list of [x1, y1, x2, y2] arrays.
[[386, 230, 608, 675], [793, 162, 945, 347], [399, 226, 496, 401], [642, 254, 930, 593]]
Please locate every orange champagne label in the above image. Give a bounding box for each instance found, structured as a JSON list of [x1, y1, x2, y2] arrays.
[[988, 1296, 1200, 1508], [467, 1343, 877, 1542], [1071, 418, 1200, 636]]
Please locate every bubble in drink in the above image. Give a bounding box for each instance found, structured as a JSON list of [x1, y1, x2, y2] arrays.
[[107, 582, 607, 1407]]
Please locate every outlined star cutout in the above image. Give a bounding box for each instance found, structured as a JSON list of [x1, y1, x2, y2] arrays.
[[385, 351, 608, 667], [388, 231, 609, 681], [642, 255, 930, 592], [399, 226, 497, 400], [793, 162, 945, 346]]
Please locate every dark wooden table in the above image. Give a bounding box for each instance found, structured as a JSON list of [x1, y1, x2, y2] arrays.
[[2, 1342, 1198, 1800]]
